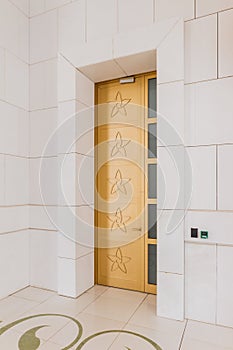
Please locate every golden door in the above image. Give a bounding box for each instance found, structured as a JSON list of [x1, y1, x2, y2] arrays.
[[95, 73, 157, 294]]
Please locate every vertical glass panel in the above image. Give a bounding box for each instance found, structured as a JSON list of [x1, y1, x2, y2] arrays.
[[148, 123, 157, 158], [148, 244, 157, 285], [148, 78, 157, 118], [148, 164, 157, 198], [148, 204, 157, 239]]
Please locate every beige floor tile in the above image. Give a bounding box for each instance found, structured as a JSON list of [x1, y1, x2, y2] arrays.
[[129, 295, 186, 334], [0, 328, 45, 349], [13, 286, 55, 303], [86, 284, 109, 297], [103, 287, 146, 303], [109, 323, 185, 350], [181, 320, 233, 350], [39, 340, 58, 349], [50, 312, 125, 349], [24, 292, 98, 317], [0, 296, 38, 322], [83, 292, 145, 323]]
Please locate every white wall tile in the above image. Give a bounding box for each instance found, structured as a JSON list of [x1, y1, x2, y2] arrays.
[[118, 0, 153, 33], [11, 0, 29, 16], [185, 243, 216, 323], [0, 101, 18, 155], [18, 9, 29, 63], [219, 9, 233, 78], [30, 0, 45, 17], [30, 157, 58, 205], [158, 146, 184, 210], [30, 10, 58, 64], [57, 205, 94, 251], [76, 253, 94, 296], [185, 15, 217, 83], [0, 206, 28, 233], [0, 1, 29, 62], [58, 1, 85, 59], [157, 272, 184, 320], [80, 59, 125, 84], [158, 19, 184, 84], [186, 146, 216, 210], [30, 108, 57, 157], [196, 0, 233, 17], [19, 110, 29, 157], [115, 51, 155, 77], [76, 70, 94, 106], [58, 232, 76, 259], [59, 153, 93, 206], [185, 77, 233, 145], [155, 0, 194, 21], [45, 0, 71, 11], [59, 153, 76, 206], [0, 48, 5, 100], [75, 103, 94, 156], [185, 211, 233, 245], [58, 257, 76, 297], [77, 154, 94, 205], [158, 210, 184, 274], [58, 55, 76, 102], [30, 229, 57, 291], [0, 231, 29, 299], [218, 145, 233, 210], [5, 52, 29, 110], [5, 156, 29, 205], [157, 81, 184, 145], [0, 155, 4, 205], [29, 205, 57, 230], [87, 0, 117, 42], [114, 18, 177, 60], [30, 59, 57, 110], [58, 100, 76, 154], [217, 245, 233, 327]]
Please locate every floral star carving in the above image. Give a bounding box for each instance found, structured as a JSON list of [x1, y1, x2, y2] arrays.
[[111, 91, 131, 118], [107, 208, 131, 233], [111, 131, 131, 157], [109, 169, 131, 195], [107, 248, 131, 274]]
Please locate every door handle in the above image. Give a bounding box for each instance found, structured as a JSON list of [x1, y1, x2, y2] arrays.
[[131, 228, 142, 232]]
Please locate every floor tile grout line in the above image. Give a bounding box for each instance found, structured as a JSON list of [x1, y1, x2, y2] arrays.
[[43, 288, 110, 344], [106, 293, 149, 349], [178, 319, 188, 350]]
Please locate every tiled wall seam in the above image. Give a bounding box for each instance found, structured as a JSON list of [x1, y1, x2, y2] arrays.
[[8, 0, 29, 17]]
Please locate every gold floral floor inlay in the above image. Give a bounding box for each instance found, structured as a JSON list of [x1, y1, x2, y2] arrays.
[[0, 313, 163, 349]]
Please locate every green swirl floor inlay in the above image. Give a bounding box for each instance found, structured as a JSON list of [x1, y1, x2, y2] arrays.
[[0, 313, 163, 349]]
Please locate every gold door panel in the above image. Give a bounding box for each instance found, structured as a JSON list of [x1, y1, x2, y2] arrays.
[[95, 73, 157, 294]]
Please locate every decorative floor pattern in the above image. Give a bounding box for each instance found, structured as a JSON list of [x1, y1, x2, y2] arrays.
[[0, 286, 232, 349]]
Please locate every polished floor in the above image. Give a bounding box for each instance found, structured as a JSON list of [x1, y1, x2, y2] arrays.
[[0, 286, 232, 349]]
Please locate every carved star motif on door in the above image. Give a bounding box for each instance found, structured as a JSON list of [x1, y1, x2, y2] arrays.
[[109, 169, 131, 195], [107, 248, 131, 274], [110, 91, 131, 118], [111, 131, 131, 157], [107, 208, 131, 233]]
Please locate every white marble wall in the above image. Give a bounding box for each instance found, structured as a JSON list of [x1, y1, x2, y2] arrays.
[[22, 0, 233, 328], [0, 0, 29, 299], [57, 54, 94, 297]]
